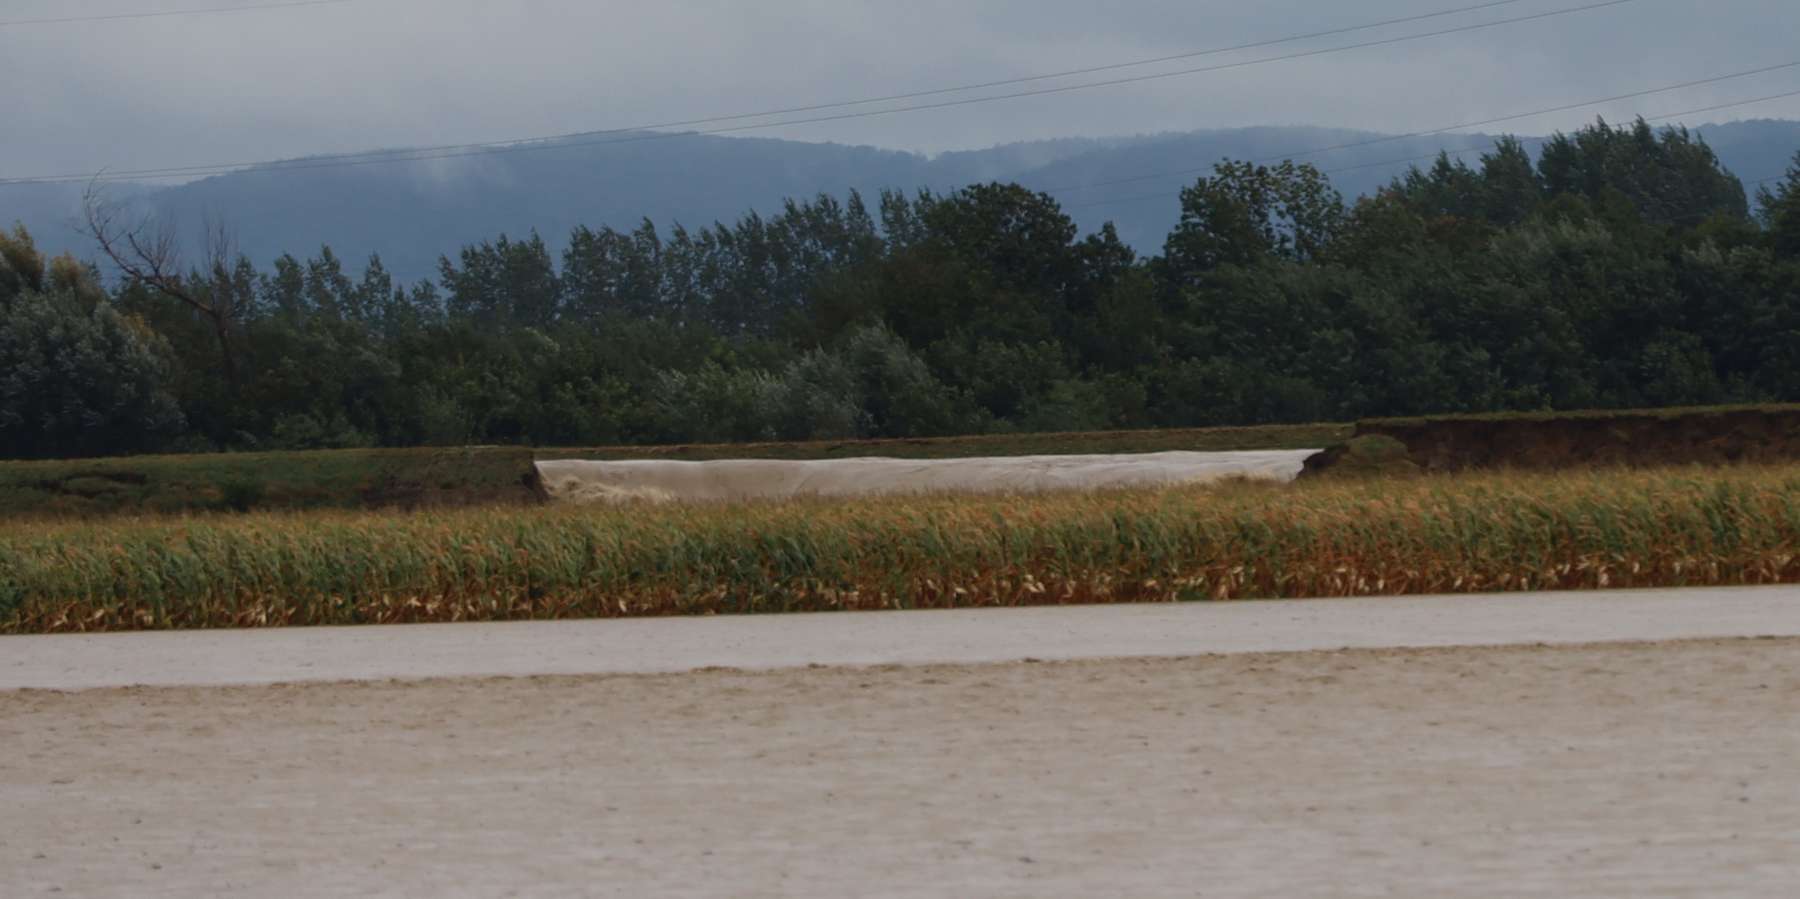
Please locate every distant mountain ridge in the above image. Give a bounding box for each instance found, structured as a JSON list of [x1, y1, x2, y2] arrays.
[[8, 119, 1799, 284]]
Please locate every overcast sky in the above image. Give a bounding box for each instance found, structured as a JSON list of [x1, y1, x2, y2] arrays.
[[4, 0, 1799, 181]]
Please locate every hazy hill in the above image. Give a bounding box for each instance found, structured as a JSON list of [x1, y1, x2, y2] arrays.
[[7, 120, 1798, 284]]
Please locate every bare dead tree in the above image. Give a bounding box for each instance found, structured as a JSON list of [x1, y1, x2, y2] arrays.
[[82, 183, 245, 384]]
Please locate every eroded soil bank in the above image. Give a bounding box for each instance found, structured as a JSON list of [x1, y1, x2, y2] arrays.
[[1355, 405, 1800, 472]]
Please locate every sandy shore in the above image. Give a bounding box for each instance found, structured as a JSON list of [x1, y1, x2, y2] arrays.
[[6, 638, 1800, 897]]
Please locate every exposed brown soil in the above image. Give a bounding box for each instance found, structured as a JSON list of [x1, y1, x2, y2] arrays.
[[1309, 405, 1800, 474]]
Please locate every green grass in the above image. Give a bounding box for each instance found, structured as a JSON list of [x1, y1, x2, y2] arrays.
[[6, 463, 1796, 634], [0, 446, 537, 519]]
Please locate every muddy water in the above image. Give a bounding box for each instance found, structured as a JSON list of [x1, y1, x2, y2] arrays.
[[7, 638, 1800, 897], [535, 449, 1320, 504]]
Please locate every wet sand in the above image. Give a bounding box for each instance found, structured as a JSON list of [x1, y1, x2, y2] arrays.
[[5, 638, 1799, 897]]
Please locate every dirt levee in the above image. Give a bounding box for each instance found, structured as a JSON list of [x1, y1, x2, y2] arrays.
[[1353, 404, 1800, 472], [535, 449, 1317, 504]]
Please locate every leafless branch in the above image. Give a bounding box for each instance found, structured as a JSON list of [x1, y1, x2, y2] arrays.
[[82, 182, 241, 382]]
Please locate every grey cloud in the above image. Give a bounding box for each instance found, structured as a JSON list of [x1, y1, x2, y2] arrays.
[[4, 0, 1799, 179]]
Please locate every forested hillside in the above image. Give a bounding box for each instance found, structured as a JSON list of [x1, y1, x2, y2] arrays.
[[4, 119, 1799, 459], [16, 120, 1800, 283]]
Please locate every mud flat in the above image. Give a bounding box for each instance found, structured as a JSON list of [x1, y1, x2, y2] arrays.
[[6, 637, 1800, 898], [535, 449, 1318, 504]]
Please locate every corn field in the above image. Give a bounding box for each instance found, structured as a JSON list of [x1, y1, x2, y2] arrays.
[[4, 465, 1798, 634]]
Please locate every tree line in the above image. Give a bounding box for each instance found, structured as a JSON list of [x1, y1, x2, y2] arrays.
[[4, 118, 1800, 459]]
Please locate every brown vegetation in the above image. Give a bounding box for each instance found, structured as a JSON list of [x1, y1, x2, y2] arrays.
[[6, 464, 1797, 634]]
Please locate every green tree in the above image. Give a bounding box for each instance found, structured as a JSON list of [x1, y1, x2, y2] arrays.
[[439, 232, 562, 327], [1, 225, 46, 305], [1537, 118, 1748, 226], [1161, 160, 1345, 288], [1479, 136, 1542, 226], [564, 221, 666, 320], [1759, 151, 1800, 259], [0, 226, 182, 457]]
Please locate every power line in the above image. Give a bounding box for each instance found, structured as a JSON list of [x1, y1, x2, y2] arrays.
[[1072, 123, 1792, 216], [1046, 60, 1800, 198], [0, 0, 1536, 178], [0, 0, 359, 27], [0, 0, 1643, 186], [810, 81, 1800, 212], [1311, 88, 1800, 179], [1065, 85, 1800, 210], [549, 0, 1533, 139], [1069, 173, 1789, 235]]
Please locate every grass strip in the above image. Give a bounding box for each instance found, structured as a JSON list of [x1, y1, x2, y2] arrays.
[[0, 446, 538, 518]]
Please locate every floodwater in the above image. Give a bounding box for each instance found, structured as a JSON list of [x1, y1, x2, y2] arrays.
[[11, 589, 1800, 897], [535, 449, 1319, 503]]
